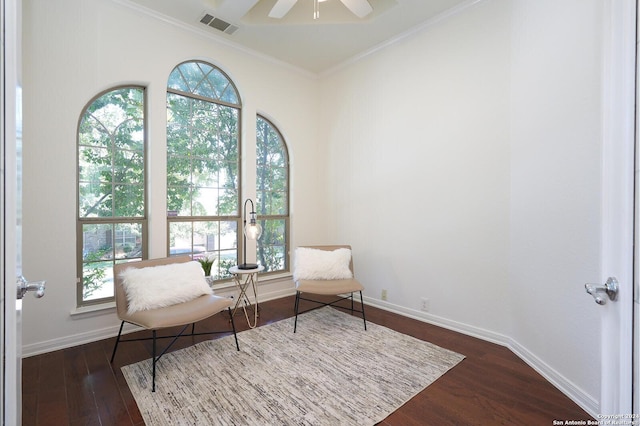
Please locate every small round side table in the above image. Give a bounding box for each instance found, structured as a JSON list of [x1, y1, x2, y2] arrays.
[[228, 265, 264, 328]]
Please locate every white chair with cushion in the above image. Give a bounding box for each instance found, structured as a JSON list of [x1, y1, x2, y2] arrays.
[[110, 256, 239, 392], [293, 245, 367, 332]]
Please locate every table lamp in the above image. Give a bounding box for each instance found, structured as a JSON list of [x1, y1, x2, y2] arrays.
[[238, 198, 262, 270]]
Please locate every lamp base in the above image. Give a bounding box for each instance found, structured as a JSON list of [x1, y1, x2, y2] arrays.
[[237, 263, 260, 270]]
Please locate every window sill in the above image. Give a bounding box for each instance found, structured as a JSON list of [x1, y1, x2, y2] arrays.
[[70, 302, 116, 318], [258, 272, 293, 284]]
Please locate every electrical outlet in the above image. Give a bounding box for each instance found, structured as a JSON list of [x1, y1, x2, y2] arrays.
[[381, 289, 388, 301], [420, 298, 429, 312]]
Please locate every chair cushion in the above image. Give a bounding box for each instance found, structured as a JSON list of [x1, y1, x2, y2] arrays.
[[121, 294, 232, 329], [296, 278, 364, 295], [293, 247, 353, 281], [119, 261, 212, 314]]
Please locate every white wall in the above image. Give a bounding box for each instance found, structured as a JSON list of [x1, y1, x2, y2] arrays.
[[319, 0, 602, 414], [20, 0, 324, 352], [320, 0, 512, 338], [508, 0, 602, 410]]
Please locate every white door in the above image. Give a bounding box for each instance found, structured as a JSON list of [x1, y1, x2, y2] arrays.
[[1, 0, 21, 422], [1, 0, 22, 422], [599, 0, 636, 417], [1, 0, 44, 423], [635, 0, 640, 415]]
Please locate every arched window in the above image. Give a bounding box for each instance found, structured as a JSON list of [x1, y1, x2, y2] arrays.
[[256, 115, 289, 273], [77, 87, 146, 306], [166, 61, 241, 281]]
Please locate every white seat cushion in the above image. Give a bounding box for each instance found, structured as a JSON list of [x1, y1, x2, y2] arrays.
[[119, 261, 212, 314], [293, 247, 353, 281]]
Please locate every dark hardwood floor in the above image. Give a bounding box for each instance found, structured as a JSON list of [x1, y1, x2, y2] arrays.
[[22, 295, 593, 425]]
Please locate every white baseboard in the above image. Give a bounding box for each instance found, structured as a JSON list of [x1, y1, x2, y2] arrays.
[[507, 338, 599, 417], [22, 322, 140, 358], [363, 296, 510, 345], [363, 296, 599, 418]]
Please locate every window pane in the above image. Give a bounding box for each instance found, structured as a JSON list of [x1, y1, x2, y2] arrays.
[[78, 87, 146, 306], [167, 67, 190, 93], [81, 223, 114, 300], [167, 156, 191, 183], [83, 261, 114, 301], [114, 149, 144, 184], [79, 146, 110, 182], [256, 116, 289, 216], [114, 184, 144, 217], [194, 187, 219, 216], [169, 221, 195, 256], [262, 191, 287, 217], [79, 182, 112, 218], [167, 95, 239, 218], [217, 249, 236, 280], [114, 223, 143, 260], [167, 185, 192, 216], [168, 61, 240, 106], [257, 219, 286, 272], [83, 223, 114, 261], [78, 88, 145, 219], [168, 220, 237, 280], [219, 188, 238, 216], [78, 116, 110, 148], [79, 145, 112, 218], [115, 118, 144, 151], [81, 221, 144, 302], [256, 115, 289, 274], [169, 62, 201, 93]]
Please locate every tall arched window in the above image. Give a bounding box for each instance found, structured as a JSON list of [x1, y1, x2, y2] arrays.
[[256, 115, 289, 273], [77, 86, 146, 306], [166, 61, 241, 281]]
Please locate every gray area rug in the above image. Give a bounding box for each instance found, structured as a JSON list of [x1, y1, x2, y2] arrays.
[[122, 307, 465, 425]]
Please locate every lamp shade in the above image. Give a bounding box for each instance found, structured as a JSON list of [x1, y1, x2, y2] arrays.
[[244, 221, 262, 240]]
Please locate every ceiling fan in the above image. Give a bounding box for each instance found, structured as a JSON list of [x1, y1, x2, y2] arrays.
[[268, 0, 373, 19]]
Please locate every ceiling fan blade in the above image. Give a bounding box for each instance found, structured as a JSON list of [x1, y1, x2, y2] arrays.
[[268, 0, 298, 18], [340, 0, 373, 18]]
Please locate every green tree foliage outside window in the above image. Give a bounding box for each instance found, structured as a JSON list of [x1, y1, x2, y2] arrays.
[[77, 87, 146, 304], [256, 115, 289, 273], [166, 61, 240, 281]]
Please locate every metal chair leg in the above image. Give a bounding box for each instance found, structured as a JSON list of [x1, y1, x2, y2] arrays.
[[110, 321, 125, 363], [359, 291, 367, 331], [228, 307, 240, 351], [293, 291, 301, 333], [152, 330, 157, 392]]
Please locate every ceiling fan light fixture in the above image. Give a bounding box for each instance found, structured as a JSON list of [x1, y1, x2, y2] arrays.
[[314, 0, 329, 19], [269, 0, 372, 20]]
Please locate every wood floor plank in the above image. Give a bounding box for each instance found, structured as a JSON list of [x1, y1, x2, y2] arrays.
[[22, 356, 39, 425], [23, 295, 593, 425], [109, 336, 148, 425], [62, 346, 99, 422], [83, 341, 134, 425], [32, 350, 69, 425]]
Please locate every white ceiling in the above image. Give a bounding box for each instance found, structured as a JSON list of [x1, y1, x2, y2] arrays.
[[124, 0, 474, 74]]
